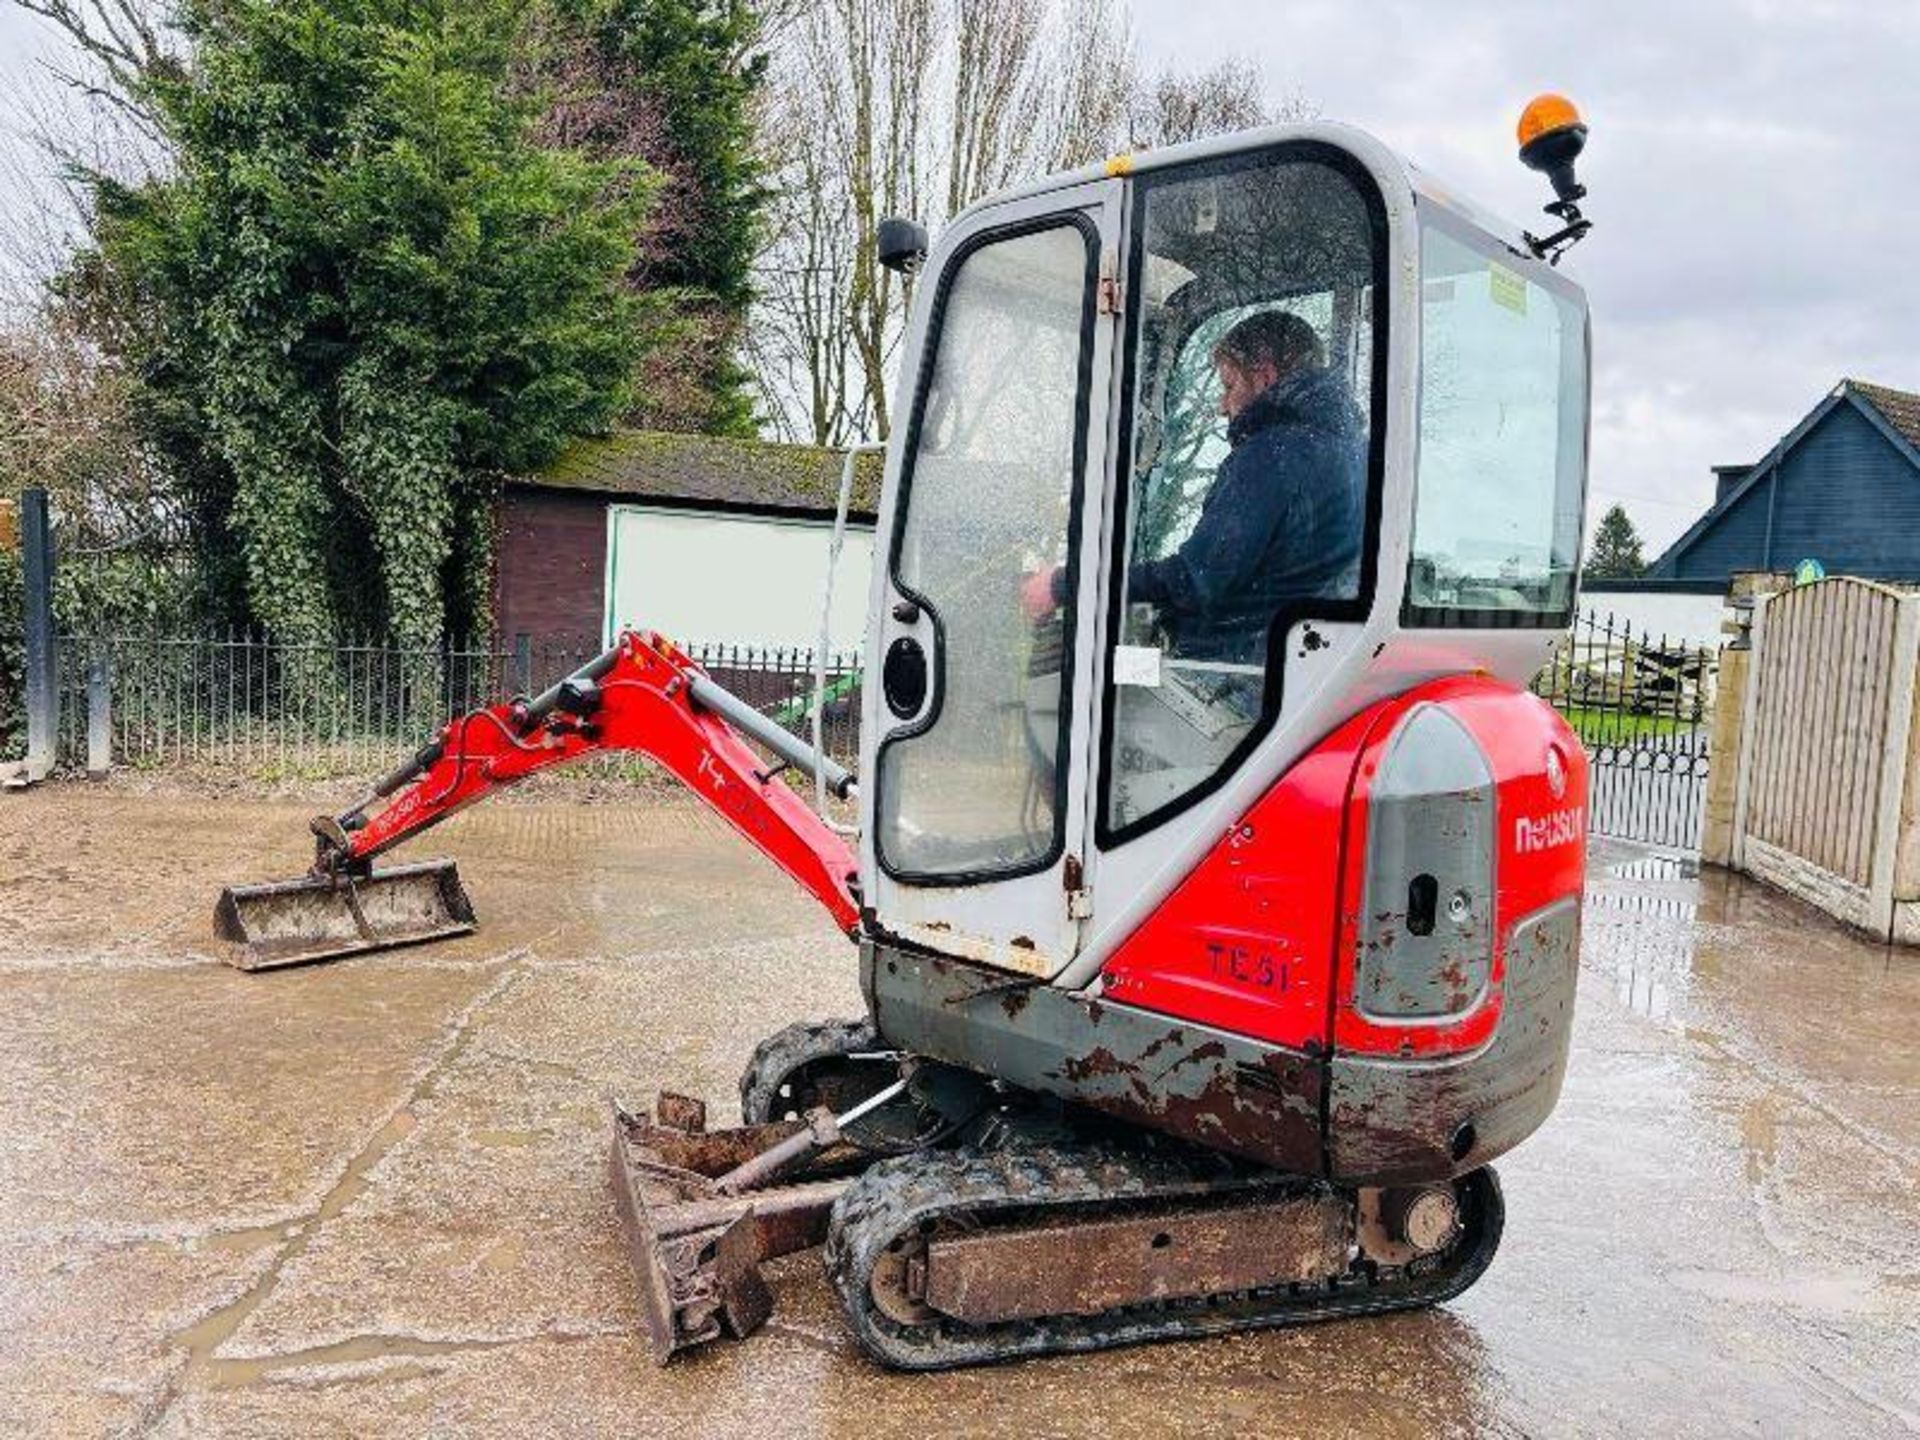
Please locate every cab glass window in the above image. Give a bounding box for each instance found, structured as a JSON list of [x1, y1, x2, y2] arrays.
[[876, 220, 1097, 879], [1406, 211, 1587, 625], [1103, 152, 1380, 836]]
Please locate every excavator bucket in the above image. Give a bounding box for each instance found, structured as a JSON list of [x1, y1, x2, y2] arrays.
[[213, 859, 476, 971]]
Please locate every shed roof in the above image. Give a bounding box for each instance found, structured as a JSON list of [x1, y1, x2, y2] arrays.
[[522, 430, 884, 519]]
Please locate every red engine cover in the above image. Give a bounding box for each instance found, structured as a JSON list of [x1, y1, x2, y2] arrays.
[[1098, 675, 1587, 1058]]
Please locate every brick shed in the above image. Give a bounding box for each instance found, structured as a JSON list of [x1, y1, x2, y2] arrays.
[[494, 430, 882, 650]]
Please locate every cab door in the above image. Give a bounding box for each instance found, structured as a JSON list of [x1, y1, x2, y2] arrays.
[[862, 180, 1121, 976]]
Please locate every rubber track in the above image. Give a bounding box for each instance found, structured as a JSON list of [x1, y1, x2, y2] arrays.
[[823, 1140, 1504, 1370], [738, 1017, 880, 1125]]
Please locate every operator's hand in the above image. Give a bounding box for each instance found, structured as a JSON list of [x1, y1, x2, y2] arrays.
[[1020, 565, 1061, 620]]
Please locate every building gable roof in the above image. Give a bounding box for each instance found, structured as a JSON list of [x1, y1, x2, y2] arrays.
[[521, 430, 884, 519], [1648, 379, 1920, 576], [1849, 379, 1920, 455]]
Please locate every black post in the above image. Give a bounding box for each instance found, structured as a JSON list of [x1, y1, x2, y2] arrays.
[[20, 487, 55, 780]]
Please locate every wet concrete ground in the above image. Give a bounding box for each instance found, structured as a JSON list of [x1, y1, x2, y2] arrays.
[[0, 786, 1916, 1437]]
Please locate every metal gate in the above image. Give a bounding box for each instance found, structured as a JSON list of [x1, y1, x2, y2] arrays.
[[1533, 609, 1716, 851], [1731, 578, 1920, 939]]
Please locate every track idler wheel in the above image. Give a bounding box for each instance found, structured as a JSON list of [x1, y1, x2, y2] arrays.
[[738, 1018, 897, 1126]]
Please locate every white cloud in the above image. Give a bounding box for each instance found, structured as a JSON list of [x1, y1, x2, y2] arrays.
[[1134, 0, 1920, 549]]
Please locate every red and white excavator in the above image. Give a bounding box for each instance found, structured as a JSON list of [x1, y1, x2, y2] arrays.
[[218, 98, 1597, 1369]]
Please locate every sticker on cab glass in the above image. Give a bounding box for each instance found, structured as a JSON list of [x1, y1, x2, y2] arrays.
[[1112, 644, 1163, 688], [1489, 265, 1528, 316]]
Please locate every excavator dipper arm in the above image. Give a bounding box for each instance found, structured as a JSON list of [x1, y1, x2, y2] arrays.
[[215, 631, 861, 968]]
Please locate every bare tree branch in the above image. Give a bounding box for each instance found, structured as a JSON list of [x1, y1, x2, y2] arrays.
[[745, 5, 1318, 447], [1129, 56, 1287, 150]]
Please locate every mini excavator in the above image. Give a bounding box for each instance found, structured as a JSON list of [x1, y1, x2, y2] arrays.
[[218, 98, 1598, 1369]]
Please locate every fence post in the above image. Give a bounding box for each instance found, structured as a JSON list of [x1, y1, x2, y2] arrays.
[[514, 632, 532, 696], [1868, 595, 1920, 941], [16, 486, 56, 785], [1897, 633, 1920, 944], [1701, 582, 1767, 867], [1727, 590, 1770, 872], [1699, 642, 1748, 866], [86, 651, 111, 780]]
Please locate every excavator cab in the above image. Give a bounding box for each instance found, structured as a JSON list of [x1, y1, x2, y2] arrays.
[[861, 125, 1589, 990]]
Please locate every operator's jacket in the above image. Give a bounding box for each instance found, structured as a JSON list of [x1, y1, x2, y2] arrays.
[[1133, 366, 1365, 666]]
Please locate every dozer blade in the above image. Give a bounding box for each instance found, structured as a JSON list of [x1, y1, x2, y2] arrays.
[[608, 1093, 857, 1363], [214, 859, 476, 971]]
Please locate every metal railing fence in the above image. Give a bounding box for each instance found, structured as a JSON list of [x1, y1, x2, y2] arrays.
[[36, 608, 1720, 852], [1531, 608, 1719, 849], [47, 632, 863, 780]]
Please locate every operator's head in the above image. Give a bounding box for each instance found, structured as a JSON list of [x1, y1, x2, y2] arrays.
[[1212, 310, 1324, 421]]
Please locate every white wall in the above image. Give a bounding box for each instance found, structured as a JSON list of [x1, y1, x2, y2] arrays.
[[1576, 588, 1728, 647], [604, 506, 875, 651], [603, 505, 1732, 653]]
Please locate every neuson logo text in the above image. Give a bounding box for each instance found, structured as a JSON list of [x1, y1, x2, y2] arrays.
[[1515, 807, 1584, 854]]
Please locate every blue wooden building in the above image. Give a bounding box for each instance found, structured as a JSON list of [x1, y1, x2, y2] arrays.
[[1646, 379, 1920, 584]]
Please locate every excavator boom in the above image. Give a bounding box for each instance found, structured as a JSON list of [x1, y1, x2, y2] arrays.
[[215, 631, 861, 969]]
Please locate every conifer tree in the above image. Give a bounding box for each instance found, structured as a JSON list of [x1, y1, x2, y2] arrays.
[[1586, 503, 1648, 579]]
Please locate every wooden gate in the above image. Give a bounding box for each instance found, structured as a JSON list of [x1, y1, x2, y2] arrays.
[[1731, 578, 1920, 940]]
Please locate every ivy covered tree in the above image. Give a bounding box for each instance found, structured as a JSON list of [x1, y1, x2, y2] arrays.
[[1586, 503, 1649, 579], [64, 0, 658, 647]]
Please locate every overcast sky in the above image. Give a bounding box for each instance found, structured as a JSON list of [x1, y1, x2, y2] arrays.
[[1134, 0, 1920, 548], [4, 2, 1916, 551]]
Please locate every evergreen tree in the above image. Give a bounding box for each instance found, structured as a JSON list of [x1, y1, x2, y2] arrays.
[[603, 0, 763, 308], [67, 0, 658, 646], [1586, 503, 1648, 579], [542, 0, 767, 435]]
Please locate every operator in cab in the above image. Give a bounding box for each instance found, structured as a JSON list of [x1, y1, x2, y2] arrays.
[[1022, 309, 1365, 676]]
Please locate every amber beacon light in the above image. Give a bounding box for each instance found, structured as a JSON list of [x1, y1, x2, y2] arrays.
[[1515, 93, 1592, 264]]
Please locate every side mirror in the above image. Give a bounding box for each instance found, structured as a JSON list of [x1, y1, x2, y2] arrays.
[[876, 217, 928, 275]]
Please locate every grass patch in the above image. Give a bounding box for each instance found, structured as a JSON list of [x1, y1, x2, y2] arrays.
[[1550, 704, 1700, 746]]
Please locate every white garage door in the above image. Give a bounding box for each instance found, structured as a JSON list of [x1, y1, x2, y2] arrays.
[[604, 506, 875, 651]]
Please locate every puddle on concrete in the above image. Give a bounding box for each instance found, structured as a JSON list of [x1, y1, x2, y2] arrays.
[[1667, 1268, 1888, 1315], [1582, 846, 1713, 1025], [197, 1221, 303, 1255], [1739, 1093, 1780, 1188], [1608, 852, 1701, 882], [205, 1332, 525, 1391], [476, 1238, 527, 1273], [1587, 887, 1698, 921], [168, 1107, 423, 1384], [1584, 912, 1697, 1024]]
